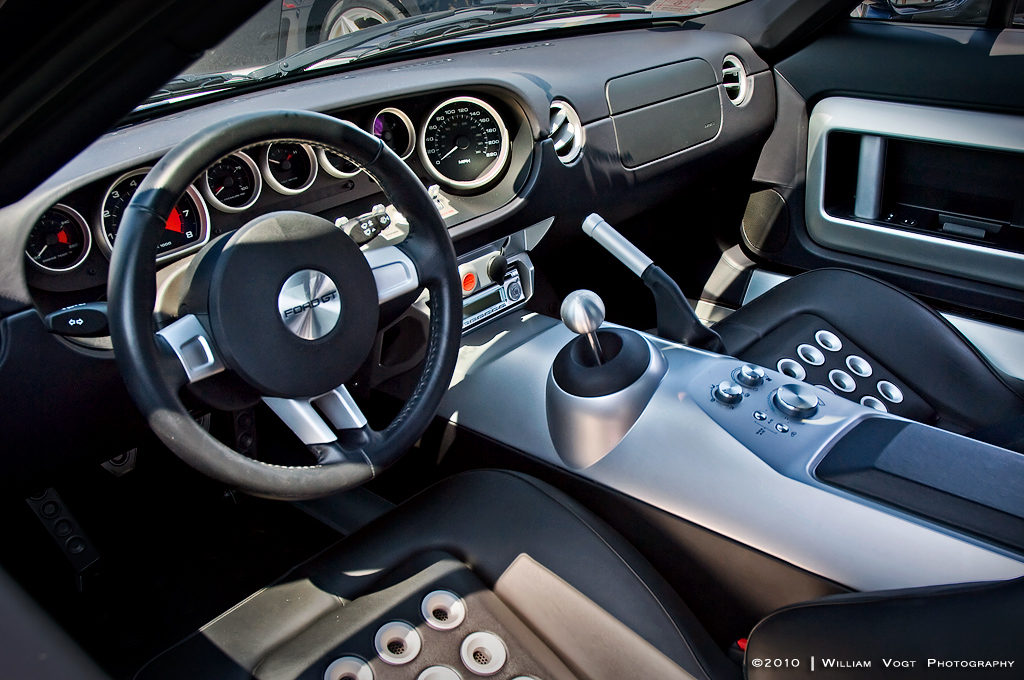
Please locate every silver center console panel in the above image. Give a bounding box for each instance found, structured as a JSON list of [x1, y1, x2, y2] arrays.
[[440, 312, 1024, 592]]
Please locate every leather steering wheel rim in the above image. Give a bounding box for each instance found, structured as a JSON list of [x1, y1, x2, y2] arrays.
[[107, 110, 462, 500]]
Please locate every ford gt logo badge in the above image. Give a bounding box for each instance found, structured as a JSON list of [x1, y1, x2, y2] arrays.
[[277, 269, 341, 340]]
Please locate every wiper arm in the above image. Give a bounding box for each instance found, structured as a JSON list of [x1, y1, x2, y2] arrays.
[[248, 10, 459, 81], [143, 72, 258, 106]]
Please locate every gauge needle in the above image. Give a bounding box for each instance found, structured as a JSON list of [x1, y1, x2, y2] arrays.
[[215, 185, 225, 195], [36, 245, 48, 258], [439, 145, 460, 161]]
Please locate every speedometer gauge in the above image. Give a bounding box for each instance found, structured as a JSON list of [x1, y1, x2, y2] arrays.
[[418, 97, 510, 191], [100, 169, 210, 260]]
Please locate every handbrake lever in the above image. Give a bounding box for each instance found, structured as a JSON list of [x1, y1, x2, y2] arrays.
[[582, 213, 725, 353]]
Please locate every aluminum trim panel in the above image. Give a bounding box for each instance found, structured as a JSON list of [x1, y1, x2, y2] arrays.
[[441, 312, 1024, 591], [805, 97, 1024, 291]]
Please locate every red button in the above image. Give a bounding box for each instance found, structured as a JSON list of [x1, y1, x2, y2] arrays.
[[462, 272, 477, 292]]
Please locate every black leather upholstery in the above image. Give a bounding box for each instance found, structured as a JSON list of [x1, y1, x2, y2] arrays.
[[713, 269, 1024, 433], [136, 470, 738, 680], [746, 576, 1024, 679]]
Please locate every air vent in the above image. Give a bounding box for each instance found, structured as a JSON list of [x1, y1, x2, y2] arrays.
[[549, 100, 584, 165], [722, 55, 748, 106]]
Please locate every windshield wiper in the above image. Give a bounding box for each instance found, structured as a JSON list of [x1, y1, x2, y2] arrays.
[[353, 1, 652, 64], [257, 1, 651, 79], [142, 72, 259, 107]]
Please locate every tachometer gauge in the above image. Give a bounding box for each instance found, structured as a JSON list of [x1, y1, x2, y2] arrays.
[[261, 142, 317, 195], [371, 108, 415, 159], [27, 204, 92, 272], [100, 169, 210, 260], [419, 96, 510, 191], [202, 152, 261, 212]]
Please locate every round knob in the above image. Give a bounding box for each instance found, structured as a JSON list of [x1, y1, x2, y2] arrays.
[[773, 384, 819, 419], [560, 290, 605, 336], [713, 381, 744, 405], [735, 364, 765, 388]]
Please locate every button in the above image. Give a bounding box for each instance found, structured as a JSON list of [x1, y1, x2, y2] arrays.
[[773, 384, 819, 418], [507, 281, 522, 302], [775, 423, 790, 433], [900, 218, 917, 227], [753, 411, 767, 421], [883, 212, 896, 222], [713, 381, 743, 405], [458, 264, 478, 294], [735, 364, 765, 388]]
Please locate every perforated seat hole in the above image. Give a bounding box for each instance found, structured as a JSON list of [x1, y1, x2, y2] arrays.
[[878, 380, 904, 403], [797, 343, 825, 366], [815, 330, 842, 352], [460, 631, 506, 675], [374, 621, 420, 665], [777, 358, 806, 381], [421, 590, 466, 630], [828, 369, 856, 393]]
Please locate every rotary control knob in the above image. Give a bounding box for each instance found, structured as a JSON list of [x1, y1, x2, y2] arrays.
[[713, 381, 744, 405], [773, 383, 819, 419], [735, 364, 765, 388]]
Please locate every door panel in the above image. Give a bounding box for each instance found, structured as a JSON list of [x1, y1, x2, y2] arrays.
[[739, 18, 1024, 323]]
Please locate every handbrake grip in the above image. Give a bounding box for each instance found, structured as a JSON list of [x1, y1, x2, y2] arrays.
[[581, 213, 725, 353]]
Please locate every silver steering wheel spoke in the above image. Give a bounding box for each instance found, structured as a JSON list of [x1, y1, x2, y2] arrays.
[[156, 314, 226, 385], [364, 245, 418, 304], [263, 385, 368, 446]]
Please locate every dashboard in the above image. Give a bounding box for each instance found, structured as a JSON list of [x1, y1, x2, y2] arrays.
[[0, 23, 776, 492]]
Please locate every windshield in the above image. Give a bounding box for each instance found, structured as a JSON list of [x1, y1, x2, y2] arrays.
[[159, 0, 745, 104]]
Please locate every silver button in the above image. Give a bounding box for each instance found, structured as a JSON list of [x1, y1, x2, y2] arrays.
[[714, 381, 744, 405], [773, 383, 819, 418]]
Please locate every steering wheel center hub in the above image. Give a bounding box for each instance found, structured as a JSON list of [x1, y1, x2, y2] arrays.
[[277, 269, 342, 340], [192, 210, 378, 398]]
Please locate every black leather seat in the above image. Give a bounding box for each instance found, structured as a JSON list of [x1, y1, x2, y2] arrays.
[[713, 268, 1024, 435], [135, 470, 740, 680]]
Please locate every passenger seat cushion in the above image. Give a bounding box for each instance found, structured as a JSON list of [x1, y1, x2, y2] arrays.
[[713, 268, 1024, 432]]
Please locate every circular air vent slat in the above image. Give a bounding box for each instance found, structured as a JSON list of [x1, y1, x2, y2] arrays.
[[549, 100, 584, 165], [722, 55, 748, 106]]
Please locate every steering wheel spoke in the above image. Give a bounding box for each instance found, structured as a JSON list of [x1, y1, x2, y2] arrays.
[[156, 314, 226, 386], [263, 385, 373, 466], [365, 245, 419, 303]]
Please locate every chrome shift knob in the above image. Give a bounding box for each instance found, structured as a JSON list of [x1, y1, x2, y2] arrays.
[[560, 290, 605, 335], [560, 290, 606, 364]]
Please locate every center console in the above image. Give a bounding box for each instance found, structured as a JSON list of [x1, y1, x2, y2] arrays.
[[440, 310, 1024, 592]]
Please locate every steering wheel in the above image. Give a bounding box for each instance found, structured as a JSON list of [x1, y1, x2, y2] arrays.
[[107, 111, 462, 500]]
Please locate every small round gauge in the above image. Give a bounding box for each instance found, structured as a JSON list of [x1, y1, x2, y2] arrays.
[[371, 108, 415, 159], [317, 147, 361, 179], [100, 169, 210, 259], [202, 152, 261, 212], [418, 96, 510, 191], [261, 142, 318, 195], [26, 204, 92, 272]]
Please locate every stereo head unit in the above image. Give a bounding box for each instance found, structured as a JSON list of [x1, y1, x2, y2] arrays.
[[462, 265, 525, 332]]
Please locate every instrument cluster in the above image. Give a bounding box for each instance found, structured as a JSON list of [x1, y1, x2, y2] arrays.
[[25, 93, 516, 280]]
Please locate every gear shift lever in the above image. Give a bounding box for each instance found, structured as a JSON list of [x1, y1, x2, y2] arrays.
[[560, 290, 606, 365]]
